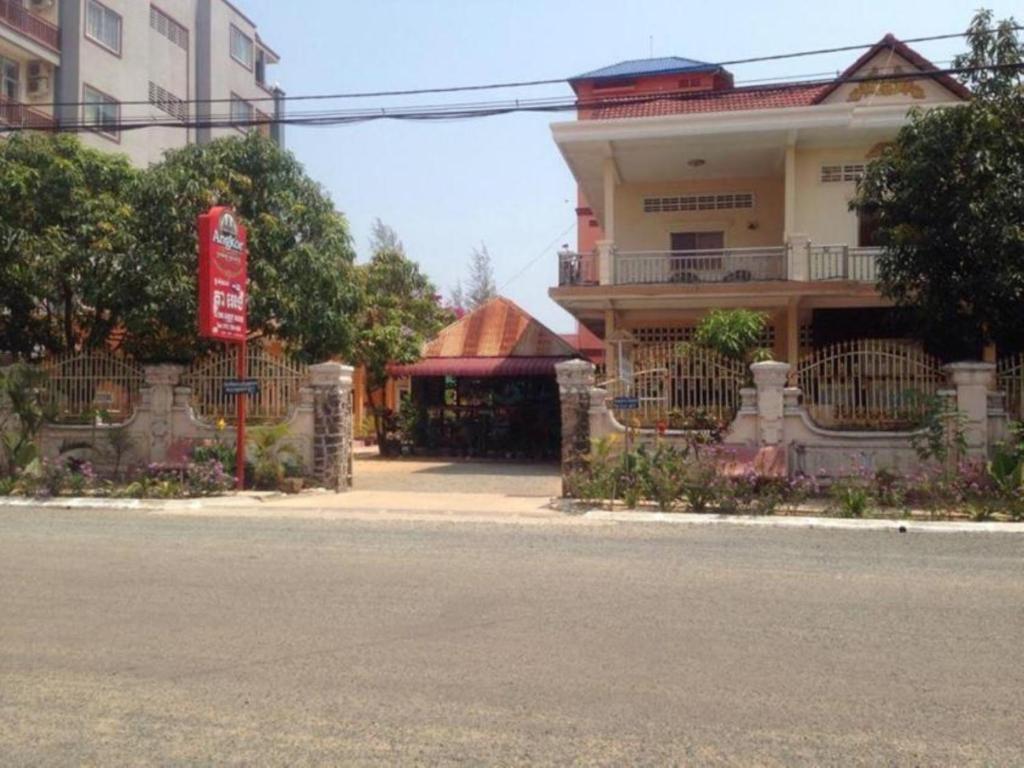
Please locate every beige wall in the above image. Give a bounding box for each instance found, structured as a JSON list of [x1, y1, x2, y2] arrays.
[[612, 176, 785, 252], [791, 145, 876, 245]]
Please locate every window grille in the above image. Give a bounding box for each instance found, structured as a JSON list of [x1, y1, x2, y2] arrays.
[[150, 6, 188, 50], [643, 193, 754, 213], [821, 164, 866, 183], [149, 81, 187, 121]]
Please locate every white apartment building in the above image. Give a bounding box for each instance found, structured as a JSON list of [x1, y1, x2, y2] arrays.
[[0, 0, 282, 166]]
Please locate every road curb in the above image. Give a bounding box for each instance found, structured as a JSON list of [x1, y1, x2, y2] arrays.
[[0, 493, 291, 512], [582, 509, 1024, 533]]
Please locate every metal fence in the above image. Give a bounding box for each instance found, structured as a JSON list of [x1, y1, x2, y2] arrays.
[[797, 339, 944, 430], [182, 347, 310, 425], [613, 247, 787, 285], [808, 245, 881, 282], [997, 354, 1024, 421], [608, 343, 746, 427], [557, 250, 599, 286], [38, 350, 145, 424]]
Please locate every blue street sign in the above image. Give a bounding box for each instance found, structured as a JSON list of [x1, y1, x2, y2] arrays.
[[612, 396, 640, 410], [223, 378, 260, 396]]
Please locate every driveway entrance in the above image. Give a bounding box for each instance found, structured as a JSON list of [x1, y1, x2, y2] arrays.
[[353, 455, 561, 498]]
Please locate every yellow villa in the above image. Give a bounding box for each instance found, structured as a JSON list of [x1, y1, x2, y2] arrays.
[[548, 34, 976, 426]]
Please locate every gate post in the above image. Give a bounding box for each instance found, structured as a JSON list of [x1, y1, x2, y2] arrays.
[[556, 359, 597, 495], [137, 364, 184, 464], [946, 362, 997, 459], [751, 361, 791, 446], [309, 362, 354, 492]]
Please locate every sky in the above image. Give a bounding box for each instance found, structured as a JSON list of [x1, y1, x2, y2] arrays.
[[239, 0, 1018, 333]]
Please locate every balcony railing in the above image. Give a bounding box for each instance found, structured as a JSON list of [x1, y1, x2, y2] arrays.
[[0, 94, 55, 129], [0, 0, 60, 51], [558, 249, 599, 286], [808, 245, 881, 282], [614, 247, 787, 285]]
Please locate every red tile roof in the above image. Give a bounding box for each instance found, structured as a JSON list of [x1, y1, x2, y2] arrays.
[[586, 82, 832, 120]]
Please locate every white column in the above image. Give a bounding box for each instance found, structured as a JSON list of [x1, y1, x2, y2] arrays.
[[946, 362, 996, 459], [602, 156, 617, 244], [751, 361, 791, 446]]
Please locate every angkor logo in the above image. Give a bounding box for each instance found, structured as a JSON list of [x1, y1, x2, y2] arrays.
[[213, 211, 244, 253]]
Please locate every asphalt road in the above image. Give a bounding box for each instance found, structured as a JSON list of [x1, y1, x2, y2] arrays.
[[1, 508, 1022, 766]]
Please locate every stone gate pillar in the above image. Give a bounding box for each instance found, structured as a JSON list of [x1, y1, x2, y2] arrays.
[[751, 361, 791, 446], [946, 362, 996, 459], [556, 359, 596, 496], [137, 364, 184, 464], [309, 362, 354, 492]]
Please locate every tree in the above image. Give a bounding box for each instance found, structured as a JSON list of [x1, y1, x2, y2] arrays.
[[689, 309, 771, 365], [852, 11, 1024, 357], [369, 217, 404, 255], [351, 225, 451, 447], [0, 134, 140, 357], [127, 132, 362, 362], [465, 243, 497, 310]]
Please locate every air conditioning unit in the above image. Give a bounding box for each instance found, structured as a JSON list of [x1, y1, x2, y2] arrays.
[[27, 61, 51, 98], [28, 0, 55, 10]]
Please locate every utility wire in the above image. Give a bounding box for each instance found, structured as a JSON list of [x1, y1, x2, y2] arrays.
[[499, 221, 577, 293], [32, 26, 1020, 109], [9, 62, 1018, 135]]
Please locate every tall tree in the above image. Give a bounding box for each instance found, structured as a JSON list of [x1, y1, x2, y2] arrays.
[[351, 225, 451, 446], [852, 10, 1024, 357], [369, 217, 404, 255], [0, 134, 140, 357], [465, 243, 497, 310], [128, 132, 362, 362]]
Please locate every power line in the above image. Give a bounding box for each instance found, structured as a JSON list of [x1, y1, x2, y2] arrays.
[[9, 62, 1017, 135], [499, 221, 577, 293], [33, 26, 1020, 110]]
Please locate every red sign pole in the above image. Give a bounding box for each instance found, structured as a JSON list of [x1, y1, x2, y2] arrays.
[[236, 337, 247, 490], [197, 205, 249, 491]]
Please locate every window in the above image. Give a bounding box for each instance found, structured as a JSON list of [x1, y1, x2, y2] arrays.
[[149, 81, 187, 121], [85, 0, 122, 55], [858, 210, 882, 247], [230, 25, 254, 69], [643, 193, 754, 213], [670, 231, 725, 252], [83, 85, 119, 139], [230, 94, 254, 125], [150, 6, 188, 51], [821, 163, 866, 183], [0, 56, 18, 100], [255, 49, 267, 86]]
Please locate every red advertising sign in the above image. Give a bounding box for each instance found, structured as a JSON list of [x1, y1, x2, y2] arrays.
[[198, 206, 248, 342]]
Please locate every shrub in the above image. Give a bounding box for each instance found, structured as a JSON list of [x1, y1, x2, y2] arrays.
[[680, 457, 720, 513], [828, 476, 873, 518], [185, 460, 233, 496]]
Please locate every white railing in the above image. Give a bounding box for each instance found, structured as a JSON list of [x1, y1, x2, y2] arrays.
[[808, 245, 881, 282], [613, 247, 787, 286]]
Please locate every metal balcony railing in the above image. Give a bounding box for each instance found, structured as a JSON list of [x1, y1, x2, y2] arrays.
[[558, 249, 599, 286], [614, 247, 787, 285], [0, 94, 55, 129], [808, 245, 882, 282], [0, 0, 60, 51]]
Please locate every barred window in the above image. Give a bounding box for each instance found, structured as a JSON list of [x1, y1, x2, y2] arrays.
[[643, 193, 754, 213], [633, 327, 694, 344], [821, 163, 866, 183], [150, 6, 189, 50], [149, 81, 187, 121]]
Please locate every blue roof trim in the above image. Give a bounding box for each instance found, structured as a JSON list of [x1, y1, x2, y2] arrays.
[[571, 56, 720, 82]]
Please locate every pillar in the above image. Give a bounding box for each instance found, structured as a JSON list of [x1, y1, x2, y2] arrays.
[[946, 362, 996, 459], [751, 361, 791, 446], [309, 362, 354, 492], [556, 359, 597, 496], [138, 365, 184, 463]]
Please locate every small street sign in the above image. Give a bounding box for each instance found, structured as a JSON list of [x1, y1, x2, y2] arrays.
[[612, 396, 640, 410], [223, 378, 260, 397]]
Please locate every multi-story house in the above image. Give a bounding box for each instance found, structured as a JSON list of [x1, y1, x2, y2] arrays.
[[549, 35, 971, 390], [0, 0, 282, 166]]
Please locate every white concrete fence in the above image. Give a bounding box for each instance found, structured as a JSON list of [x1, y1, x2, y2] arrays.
[[556, 359, 1009, 481]]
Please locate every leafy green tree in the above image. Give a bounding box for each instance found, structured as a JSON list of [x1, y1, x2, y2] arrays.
[[0, 134, 139, 357], [852, 11, 1024, 357], [127, 132, 361, 362], [352, 222, 451, 445], [690, 309, 771, 365]]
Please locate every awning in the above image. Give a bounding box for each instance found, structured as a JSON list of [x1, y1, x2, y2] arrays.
[[388, 356, 575, 378]]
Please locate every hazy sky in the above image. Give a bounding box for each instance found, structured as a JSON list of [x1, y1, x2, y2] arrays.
[[240, 0, 1017, 332]]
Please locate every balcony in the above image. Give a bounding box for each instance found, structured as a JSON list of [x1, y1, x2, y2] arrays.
[[557, 244, 882, 287], [0, 0, 60, 52], [0, 94, 55, 129]]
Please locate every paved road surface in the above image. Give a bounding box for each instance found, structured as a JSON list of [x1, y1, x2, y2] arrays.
[[1, 507, 1022, 766]]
